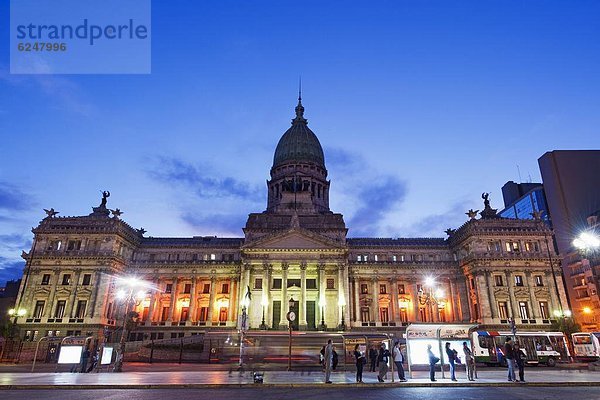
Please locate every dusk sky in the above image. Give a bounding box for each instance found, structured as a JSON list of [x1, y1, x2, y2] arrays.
[[1, 1, 599, 285]]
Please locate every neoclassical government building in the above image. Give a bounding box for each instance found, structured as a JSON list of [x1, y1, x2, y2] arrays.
[[15, 99, 568, 341]]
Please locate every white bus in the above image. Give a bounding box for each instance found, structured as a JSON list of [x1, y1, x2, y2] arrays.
[[572, 332, 600, 361], [472, 331, 570, 367]]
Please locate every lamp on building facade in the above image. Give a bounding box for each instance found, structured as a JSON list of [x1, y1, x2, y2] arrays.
[[239, 290, 250, 369], [113, 276, 151, 372], [318, 294, 326, 331], [338, 296, 346, 331], [417, 278, 445, 322]]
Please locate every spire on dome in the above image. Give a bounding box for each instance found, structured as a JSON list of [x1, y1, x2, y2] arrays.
[[293, 77, 306, 123]]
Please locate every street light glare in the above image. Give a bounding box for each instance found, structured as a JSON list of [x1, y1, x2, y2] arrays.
[[573, 231, 600, 250], [564, 310, 572, 317], [116, 289, 127, 300], [425, 277, 435, 287]]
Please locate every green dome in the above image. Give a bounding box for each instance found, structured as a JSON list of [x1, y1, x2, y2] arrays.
[[273, 100, 325, 169]]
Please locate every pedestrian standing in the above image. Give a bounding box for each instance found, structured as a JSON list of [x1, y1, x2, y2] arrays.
[[324, 339, 333, 384], [79, 347, 90, 373], [354, 344, 365, 383], [462, 341, 475, 381], [369, 346, 378, 372], [445, 342, 458, 381], [377, 342, 390, 382], [392, 342, 406, 381], [504, 338, 516, 382], [514, 342, 526, 382], [427, 344, 440, 382]]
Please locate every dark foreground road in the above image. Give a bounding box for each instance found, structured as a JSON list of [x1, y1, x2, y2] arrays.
[[3, 387, 600, 400]]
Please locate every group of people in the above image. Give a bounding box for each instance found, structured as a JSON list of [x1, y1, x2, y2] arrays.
[[323, 340, 407, 384], [504, 337, 526, 382], [69, 346, 100, 373], [426, 342, 476, 382]]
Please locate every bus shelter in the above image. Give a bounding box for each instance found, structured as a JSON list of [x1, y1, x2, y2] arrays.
[[405, 323, 478, 379]]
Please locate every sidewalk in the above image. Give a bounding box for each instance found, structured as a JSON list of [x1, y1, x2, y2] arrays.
[[0, 367, 599, 389]]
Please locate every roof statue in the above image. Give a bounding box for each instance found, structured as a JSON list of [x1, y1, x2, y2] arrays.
[[466, 209, 479, 220], [111, 208, 123, 218], [479, 192, 499, 219], [43, 208, 59, 218], [90, 190, 111, 217]]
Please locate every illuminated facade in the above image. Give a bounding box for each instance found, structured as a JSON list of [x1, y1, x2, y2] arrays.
[[14, 99, 569, 342]]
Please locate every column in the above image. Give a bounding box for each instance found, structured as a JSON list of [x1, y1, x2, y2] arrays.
[[189, 275, 198, 323], [413, 283, 420, 321], [372, 278, 380, 325], [44, 271, 59, 318], [525, 272, 538, 319], [206, 276, 216, 326], [88, 271, 101, 318], [337, 265, 344, 327], [343, 264, 351, 328], [449, 279, 458, 322], [67, 269, 82, 318], [229, 277, 238, 323], [390, 277, 399, 323], [353, 277, 361, 324], [167, 276, 178, 322], [484, 272, 496, 319], [505, 271, 519, 319], [317, 264, 326, 328], [299, 264, 307, 329], [145, 277, 159, 326], [546, 271, 559, 314], [280, 264, 288, 329]]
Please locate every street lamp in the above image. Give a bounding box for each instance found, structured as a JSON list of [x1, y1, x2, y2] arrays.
[[318, 294, 327, 331], [338, 296, 346, 331], [259, 295, 268, 330], [286, 297, 296, 371], [239, 290, 250, 369], [7, 308, 27, 339], [113, 276, 151, 373]]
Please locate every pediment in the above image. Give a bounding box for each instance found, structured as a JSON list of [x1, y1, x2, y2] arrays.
[[244, 228, 344, 250]]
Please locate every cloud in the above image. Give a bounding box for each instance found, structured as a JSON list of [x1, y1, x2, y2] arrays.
[[149, 157, 263, 201], [348, 176, 408, 237], [0, 181, 34, 212], [0, 258, 24, 287], [401, 201, 471, 238], [324, 146, 363, 174], [181, 212, 245, 236]]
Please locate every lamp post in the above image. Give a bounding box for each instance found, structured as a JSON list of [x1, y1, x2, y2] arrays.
[[318, 294, 326, 331], [239, 293, 249, 369], [286, 297, 296, 371], [7, 308, 27, 339], [259, 296, 268, 330], [573, 231, 600, 326], [113, 276, 151, 373], [338, 296, 346, 331]]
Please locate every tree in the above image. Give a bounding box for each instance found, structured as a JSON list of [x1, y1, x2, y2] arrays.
[[551, 317, 580, 359]]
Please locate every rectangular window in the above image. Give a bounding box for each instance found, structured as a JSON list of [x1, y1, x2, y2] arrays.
[[161, 307, 169, 321], [82, 274, 91, 286], [392, 255, 397, 262], [210, 253, 216, 261], [525, 242, 540, 252], [498, 301, 508, 319], [326, 278, 335, 289], [61, 274, 71, 285], [306, 279, 317, 289], [47, 240, 62, 251], [380, 307, 389, 322], [514, 275, 524, 286], [357, 255, 362, 262], [165, 283, 173, 293], [287, 279, 301, 288], [66, 240, 81, 251], [470, 278, 475, 289], [379, 284, 387, 294], [272, 279, 282, 289], [374, 254, 379, 262], [183, 283, 192, 294], [419, 307, 427, 321], [398, 284, 405, 294], [535, 275, 544, 287], [494, 275, 504, 286], [198, 307, 208, 322], [203, 283, 210, 294], [360, 283, 368, 294], [519, 301, 530, 320], [75, 300, 86, 318], [33, 301, 45, 318], [106, 302, 113, 319], [539, 301, 549, 319], [54, 300, 66, 318], [254, 278, 263, 290], [221, 283, 229, 294], [399, 307, 408, 322], [41, 274, 51, 285]]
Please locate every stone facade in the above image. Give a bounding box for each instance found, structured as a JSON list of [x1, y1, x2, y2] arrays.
[[13, 100, 569, 342]]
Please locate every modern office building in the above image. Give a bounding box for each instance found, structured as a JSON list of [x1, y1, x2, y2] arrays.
[[499, 181, 551, 226]]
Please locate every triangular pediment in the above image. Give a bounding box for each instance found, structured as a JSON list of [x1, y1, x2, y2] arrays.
[[243, 228, 345, 250]]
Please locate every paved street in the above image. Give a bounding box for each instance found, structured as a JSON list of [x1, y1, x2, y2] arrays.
[[1, 387, 600, 400]]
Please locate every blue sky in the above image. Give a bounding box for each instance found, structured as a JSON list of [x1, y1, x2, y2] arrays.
[[1, 1, 599, 285]]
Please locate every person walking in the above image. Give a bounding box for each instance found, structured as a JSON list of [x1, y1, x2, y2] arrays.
[[377, 342, 390, 382], [392, 342, 406, 382], [445, 342, 458, 381], [463, 341, 475, 381], [427, 344, 440, 382], [324, 339, 334, 384], [514, 342, 526, 382], [369, 346, 378, 372], [79, 347, 90, 374], [353, 344, 365, 383], [504, 337, 516, 382]]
